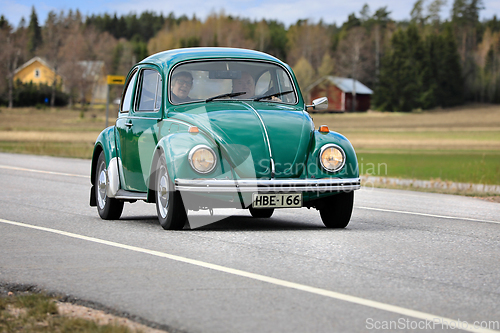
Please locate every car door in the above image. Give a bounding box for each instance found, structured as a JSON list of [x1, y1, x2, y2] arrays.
[[116, 67, 163, 192]]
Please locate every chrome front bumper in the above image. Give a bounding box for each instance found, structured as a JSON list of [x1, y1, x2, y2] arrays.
[[175, 178, 361, 193]]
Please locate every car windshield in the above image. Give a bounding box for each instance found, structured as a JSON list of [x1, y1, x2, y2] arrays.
[[169, 60, 298, 105]]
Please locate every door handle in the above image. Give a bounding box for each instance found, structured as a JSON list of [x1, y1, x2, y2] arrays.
[[125, 121, 133, 128]]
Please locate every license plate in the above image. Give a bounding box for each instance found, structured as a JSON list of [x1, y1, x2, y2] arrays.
[[252, 193, 302, 208]]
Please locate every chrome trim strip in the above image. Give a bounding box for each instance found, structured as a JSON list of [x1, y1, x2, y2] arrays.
[[114, 189, 148, 200], [125, 116, 161, 120], [242, 101, 275, 179], [175, 178, 361, 193]]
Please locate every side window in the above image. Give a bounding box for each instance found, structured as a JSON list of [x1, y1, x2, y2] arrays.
[[276, 69, 297, 103], [120, 71, 138, 113], [136, 69, 161, 112]]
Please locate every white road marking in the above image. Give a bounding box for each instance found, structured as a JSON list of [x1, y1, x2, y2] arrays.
[[0, 165, 88, 178], [1, 218, 498, 333], [357, 206, 500, 225]]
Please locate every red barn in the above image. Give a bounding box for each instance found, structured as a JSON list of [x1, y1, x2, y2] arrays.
[[305, 76, 373, 112]]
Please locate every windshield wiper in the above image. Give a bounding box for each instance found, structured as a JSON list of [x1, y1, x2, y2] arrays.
[[205, 91, 246, 102], [253, 90, 294, 101]]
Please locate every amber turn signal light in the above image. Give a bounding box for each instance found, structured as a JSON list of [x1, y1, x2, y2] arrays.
[[189, 126, 199, 134], [319, 125, 329, 133]]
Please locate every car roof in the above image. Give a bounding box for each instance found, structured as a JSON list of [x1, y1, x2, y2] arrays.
[[139, 47, 285, 71]]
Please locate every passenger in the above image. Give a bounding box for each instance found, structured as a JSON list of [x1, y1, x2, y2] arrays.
[[232, 71, 281, 101], [232, 71, 255, 98], [171, 71, 193, 103]]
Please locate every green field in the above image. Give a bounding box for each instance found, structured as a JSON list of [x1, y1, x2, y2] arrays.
[[356, 150, 500, 185], [0, 104, 499, 190]]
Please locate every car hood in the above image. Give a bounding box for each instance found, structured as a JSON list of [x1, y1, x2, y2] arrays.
[[168, 102, 314, 179]]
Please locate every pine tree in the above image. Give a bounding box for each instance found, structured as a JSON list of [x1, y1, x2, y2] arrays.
[[27, 6, 42, 55], [0, 15, 7, 29], [441, 25, 464, 106], [374, 25, 426, 111]]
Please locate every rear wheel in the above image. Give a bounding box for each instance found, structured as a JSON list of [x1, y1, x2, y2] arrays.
[[155, 153, 187, 230], [249, 207, 274, 218], [95, 151, 124, 220], [319, 192, 354, 228]]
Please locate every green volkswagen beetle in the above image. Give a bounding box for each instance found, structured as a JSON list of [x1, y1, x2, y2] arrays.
[[90, 47, 360, 229]]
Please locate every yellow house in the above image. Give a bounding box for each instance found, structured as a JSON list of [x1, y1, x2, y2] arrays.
[[14, 56, 62, 86], [14, 57, 110, 104]]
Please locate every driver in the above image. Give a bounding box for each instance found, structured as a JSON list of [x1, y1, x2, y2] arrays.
[[171, 71, 193, 103]]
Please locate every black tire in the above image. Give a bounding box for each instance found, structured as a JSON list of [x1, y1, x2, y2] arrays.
[[155, 153, 187, 230], [249, 207, 274, 218], [95, 151, 124, 220], [319, 192, 354, 228]]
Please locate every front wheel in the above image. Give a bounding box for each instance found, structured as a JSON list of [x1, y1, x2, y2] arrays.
[[319, 192, 354, 228], [95, 151, 124, 220], [155, 153, 187, 230]]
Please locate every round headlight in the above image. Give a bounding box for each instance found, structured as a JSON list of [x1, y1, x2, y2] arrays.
[[189, 145, 216, 174], [319, 144, 345, 172]]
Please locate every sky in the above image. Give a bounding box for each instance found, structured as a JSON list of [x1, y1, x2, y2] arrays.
[[1, 0, 499, 28]]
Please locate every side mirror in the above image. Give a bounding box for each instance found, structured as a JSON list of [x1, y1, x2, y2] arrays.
[[306, 97, 328, 111]]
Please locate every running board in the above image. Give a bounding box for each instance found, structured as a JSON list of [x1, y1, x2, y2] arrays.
[[114, 189, 147, 200]]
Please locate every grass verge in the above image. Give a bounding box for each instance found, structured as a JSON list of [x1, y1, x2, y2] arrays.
[[0, 141, 94, 159], [0, 292, 142, 333]]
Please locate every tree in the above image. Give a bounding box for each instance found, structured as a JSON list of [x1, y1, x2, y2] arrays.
[[27, 6, 42, 56], [317, 53, 335, 77], [451, 0, 484, 101], [0, 15, 7, 29], [374, 25, 425, 111], [360, 4, 371, 23], [58, 12, 87, 107], [411, 0, 427, 27], [336, 27, 371, 111], [287, 20, 330, 70], [420, 27, 463, 108], [292, 57, 315, 91], [0, 19, 27, 108], [370, 7, 393, 88], [41, 11, 66, 107], [427, 0, 447, 26]]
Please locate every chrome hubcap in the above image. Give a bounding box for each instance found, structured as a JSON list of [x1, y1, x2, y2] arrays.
[[97, 162, 107, 209], [157, 165, 169, 218]]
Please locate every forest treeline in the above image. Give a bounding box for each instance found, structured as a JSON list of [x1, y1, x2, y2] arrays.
[[1, 0, 499, 111]]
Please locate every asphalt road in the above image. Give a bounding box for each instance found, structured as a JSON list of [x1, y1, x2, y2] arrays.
[[0, 152, 499, 333]]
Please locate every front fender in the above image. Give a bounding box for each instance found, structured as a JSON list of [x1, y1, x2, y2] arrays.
[[306, 130, 359, 179], [147, 132, 231, 202]]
